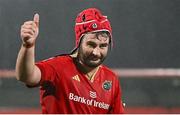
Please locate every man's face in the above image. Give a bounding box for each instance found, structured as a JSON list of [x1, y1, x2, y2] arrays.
[[78, 32, 110, 68]]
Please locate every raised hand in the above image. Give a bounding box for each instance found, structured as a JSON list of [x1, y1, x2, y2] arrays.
[[20, 13, 39, 48]]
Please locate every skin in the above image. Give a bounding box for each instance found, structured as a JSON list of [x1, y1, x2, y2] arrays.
[[16, 14, 41, 86], [76, 32, 110, 80], [16, 14, 110, 86], [78, 32, 110, 68]]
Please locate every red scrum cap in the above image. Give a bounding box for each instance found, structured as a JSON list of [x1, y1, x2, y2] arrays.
[[74, 8, 113, 49]]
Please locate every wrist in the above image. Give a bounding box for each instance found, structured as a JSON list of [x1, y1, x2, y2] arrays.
[[22, 43, 35, 48]]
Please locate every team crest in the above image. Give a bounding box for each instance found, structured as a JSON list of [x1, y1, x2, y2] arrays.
[[102, 80, 112, 91]]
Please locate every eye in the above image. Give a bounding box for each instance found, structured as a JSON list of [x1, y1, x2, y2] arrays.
[[87, 42, 96, 48], [100, 43, 108, 49]]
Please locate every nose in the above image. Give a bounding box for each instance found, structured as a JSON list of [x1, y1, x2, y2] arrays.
[[92, 47, 101, 56]]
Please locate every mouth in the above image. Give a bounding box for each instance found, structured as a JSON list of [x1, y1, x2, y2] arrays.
[[83, 56, 104, 67], [91, 58, 100, 61], [88, 56, 101, 61]]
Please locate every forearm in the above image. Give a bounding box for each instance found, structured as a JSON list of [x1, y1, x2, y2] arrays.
[[16, 13, 41, 85], [15, 45, 35, 82]]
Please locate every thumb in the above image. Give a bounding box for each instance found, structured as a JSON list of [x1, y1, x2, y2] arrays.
[[33, 13, 39, 27]]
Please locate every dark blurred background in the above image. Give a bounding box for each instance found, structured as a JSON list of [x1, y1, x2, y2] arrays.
[[0, 0, 180, 113]]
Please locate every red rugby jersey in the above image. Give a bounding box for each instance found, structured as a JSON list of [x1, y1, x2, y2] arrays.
[[36, 55, 124, 114]]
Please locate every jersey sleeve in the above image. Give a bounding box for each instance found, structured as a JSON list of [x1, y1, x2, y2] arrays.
[[35, 58, 57, 85], [110, 78, 124, 114]]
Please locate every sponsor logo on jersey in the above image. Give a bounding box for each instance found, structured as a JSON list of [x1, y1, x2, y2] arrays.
[[69, 92, 110, 110], [72, 75, 80, 82], [89, 91, 96, 99], [102, 80, 112, 91]]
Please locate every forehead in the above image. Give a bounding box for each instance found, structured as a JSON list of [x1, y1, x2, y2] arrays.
[[82, 32, 110, 43]]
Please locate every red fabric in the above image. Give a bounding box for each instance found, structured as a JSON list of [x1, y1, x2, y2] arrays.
[[75, 8, 112, 48], [36, 55, 124, 114]]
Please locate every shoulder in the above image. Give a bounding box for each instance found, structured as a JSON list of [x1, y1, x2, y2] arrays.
[[37, 54, 73, 65]]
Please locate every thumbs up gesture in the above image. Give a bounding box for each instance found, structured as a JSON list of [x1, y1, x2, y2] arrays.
[[20, 14, 39, 48]]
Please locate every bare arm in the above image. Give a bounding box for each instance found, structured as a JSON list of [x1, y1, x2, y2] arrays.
[[15, 14, 41, 86]]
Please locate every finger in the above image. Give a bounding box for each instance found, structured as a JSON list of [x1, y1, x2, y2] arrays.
[[24, 21, 34, 25], [21, 33, 33, 39], [21, 28, 35, 36], [21, 24, 36, 32], [21, 31, 34, 37], [33, 13, 39, 27]]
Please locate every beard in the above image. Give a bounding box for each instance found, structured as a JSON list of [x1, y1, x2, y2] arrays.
[[82, 55, 106, 68], [77, 47, 107, 68]]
